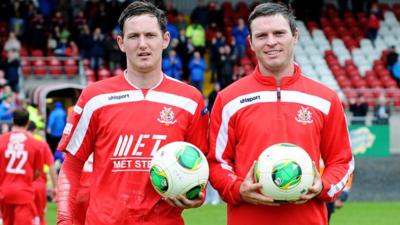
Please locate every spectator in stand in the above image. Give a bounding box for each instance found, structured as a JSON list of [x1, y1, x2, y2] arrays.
[[0, 94, 16, 124], [29, 11, 46, 52], [189, 51, 207, 93], [51, 10, 66, 31], [392, 61, 400, 86], [373, 94, 390, 125], [386, 46, 399, 71], [167, 21, 179, 42], [366, 10, 380, 43], [90, 27, 105, 73], [349, 94, 369, 125], [186, 20, 206, 56], [0, 85, 16, 104], [165, 1, 179, 24], [46, 101, 67, 153], [207, 82, 220, 112], [3, 31, 21, 55], [4, 50, 20, 92], [191, 0, 209, 28], [47, 33, 58, 54], [65, 40, 80, 57], [105, 30, 124, 72], [209, 30, 226, 83], [219, 44, 236, 89], [0, 70, 9, 89], [207, 1, 223, 29], [9, 11, 25, 38], [175, 28, 192, 81], [163, 49, 183, 80], [175, 13, 188, 31], [77, 24, 92, 60], [92, 3, 110, 33], [72, 10, 88, 40], [232, 18, 249, 60]]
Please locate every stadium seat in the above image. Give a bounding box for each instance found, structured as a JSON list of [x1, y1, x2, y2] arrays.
[[48, 57, 62, 66], [98, 68, 111, 80], [49, 66, 63, 77], [33, 67, 47, 77], [31, 49, 44, 57], [65, 66, 78, 77], [85, 68, 96, 82], [113, 68, 124, 76]]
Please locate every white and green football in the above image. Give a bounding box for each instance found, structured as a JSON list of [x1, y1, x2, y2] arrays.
[[149, 141, 209, 200], [254, 143, 315, 201]]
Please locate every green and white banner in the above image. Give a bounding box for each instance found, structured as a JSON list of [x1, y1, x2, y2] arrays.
[[349, 125, 390, 157]]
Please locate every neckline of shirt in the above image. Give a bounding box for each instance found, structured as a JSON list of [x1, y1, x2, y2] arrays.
[[123, 69, 164, 90]]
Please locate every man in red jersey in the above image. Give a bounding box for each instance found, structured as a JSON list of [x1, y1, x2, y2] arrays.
[[56, 1, 209, 225], [73, 154, 93, 225], [29, 122, 57, 225], [0, 108, 43, 225], [207, 3, 354, 225]]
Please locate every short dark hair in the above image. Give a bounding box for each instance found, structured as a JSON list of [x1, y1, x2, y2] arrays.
[[13, 108, 30, 127], [248, 2, 297, 36], [118, 0, 167, 36]]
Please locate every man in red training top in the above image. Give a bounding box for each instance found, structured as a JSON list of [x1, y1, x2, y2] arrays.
[[207, 3, 354, 225]]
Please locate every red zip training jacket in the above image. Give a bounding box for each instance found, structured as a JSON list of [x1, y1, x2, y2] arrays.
[[208, 65, 354, 225]]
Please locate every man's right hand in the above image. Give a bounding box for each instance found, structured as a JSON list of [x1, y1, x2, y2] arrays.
[[239, 161, 280, 206]]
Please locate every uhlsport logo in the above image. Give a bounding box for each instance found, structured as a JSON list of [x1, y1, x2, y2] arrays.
[[111, 134, 167, 172], [240, 95, 261, 104], [295, 106, 313, 124], [157, 107, 177, 126]]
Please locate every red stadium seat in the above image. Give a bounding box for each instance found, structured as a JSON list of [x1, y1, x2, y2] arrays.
[[32, 58, 46, 67], [48, 57, 62, 66], [21, 66, 32, 77], [64, 58, 77, 66], [85, 68, 96, 82], [49, 66, 63, 77], [65, 66, 78, 77], [98, 68, 111, 80], [31, 49, 44, 57], [33, 67, 47, 77], [113, 68, 124, 76]]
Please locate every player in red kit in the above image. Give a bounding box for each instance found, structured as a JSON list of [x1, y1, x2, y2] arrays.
[[0, 108, 43, 225], [73, 154, 93, 225], [30, 122, 57, 225], [56, 1, 209, 225], [207, 3, 354, 225]]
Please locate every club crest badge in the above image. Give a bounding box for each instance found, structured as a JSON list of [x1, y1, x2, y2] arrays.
[[295, 106, 313, 125], [157, 107, 177, 126]]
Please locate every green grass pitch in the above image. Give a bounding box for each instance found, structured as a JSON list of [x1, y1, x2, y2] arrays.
[[46, 201, 400, 225]]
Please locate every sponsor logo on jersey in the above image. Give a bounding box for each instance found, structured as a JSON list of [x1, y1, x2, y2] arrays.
[[108, 93, 130, 101], [157, 107, 177, 126], [295, 106, 313, 124], [111, 134, 167, 172], [240, 95, 261, 104]]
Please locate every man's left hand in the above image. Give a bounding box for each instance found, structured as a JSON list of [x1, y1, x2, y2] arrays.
[[163, 192, 204, 209], [293, 164, 323, 204]]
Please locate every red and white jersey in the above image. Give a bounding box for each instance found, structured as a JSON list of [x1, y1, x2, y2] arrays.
[[79, 153, 93, 188], [35, 141, 54, 184], [208, 65, 354, 225], [58, 73, 209, 225], [0, 130, 43, 204]]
